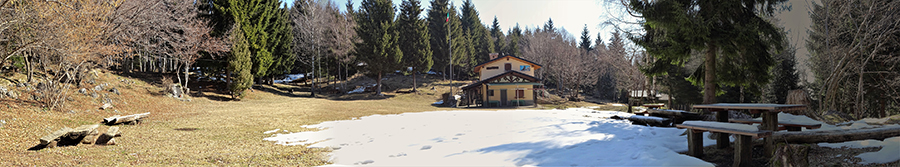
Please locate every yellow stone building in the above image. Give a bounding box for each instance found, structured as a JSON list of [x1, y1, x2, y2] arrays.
[[461, 53, 543, 107]]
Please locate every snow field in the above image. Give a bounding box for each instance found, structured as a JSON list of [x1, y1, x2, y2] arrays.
[[265, 108, 717, 166], [265, 108, 900, 166]]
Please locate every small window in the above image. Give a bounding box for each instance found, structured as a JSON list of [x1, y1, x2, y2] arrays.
[[504, 63, 512, 71], [516, 90, 525, 98], [520, 65, 531, 71], [486, 66, 499, 70], [488, 90, 494, 96]]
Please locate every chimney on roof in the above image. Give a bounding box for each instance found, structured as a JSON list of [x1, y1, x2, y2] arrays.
[[489, 53, 499, 60]]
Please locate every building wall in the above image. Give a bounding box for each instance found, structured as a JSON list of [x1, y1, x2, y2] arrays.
[[483, 84, 535, 106], [479, 58, 536, 80]]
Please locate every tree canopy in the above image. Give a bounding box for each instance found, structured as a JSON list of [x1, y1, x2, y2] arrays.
[[628, 0, 786, 104]]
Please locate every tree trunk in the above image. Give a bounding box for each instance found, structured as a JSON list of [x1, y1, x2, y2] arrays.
[[376, 72, 383, 96], [769, 126, 900, 143], [26, 51, 33, 83], [412, 68, 418, 93], [703, 44, 717, 104], [183, 63, 190, 95]]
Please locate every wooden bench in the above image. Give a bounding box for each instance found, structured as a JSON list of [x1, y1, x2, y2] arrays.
[[676, 122, 773, 167], [729, 119, 821, 131], [642, 104, 664, 109]]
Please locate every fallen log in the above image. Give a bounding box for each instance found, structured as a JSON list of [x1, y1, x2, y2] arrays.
[[647, 109, 705, 124], [627, 115, 672, 127], [102, 112, 150, 125], [770, 126, 900, 143], [67, 124, 99, 140], [40, 127, 72, 145]]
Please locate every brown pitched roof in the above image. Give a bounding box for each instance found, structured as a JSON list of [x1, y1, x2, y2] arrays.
[[473, 55, 543, 73], [461, 70, 541, 90]]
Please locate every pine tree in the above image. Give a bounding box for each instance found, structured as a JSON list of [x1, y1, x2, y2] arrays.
[[629, 0, 786, 104], [460, 0, 492, 77], [543, 18, 554, 32], [223, 0, 286, 82], [504, 24, 522, 56], [426, 0, 450, 77], [269, 6, 294, 84], [449, 5, 471, 78], [579, 24, 592, 52], [356, 0, 402, 96], [228, 24, 254, 99], [398, 0, 433, 92], [765, 40, 799, 104], [594, 31, 606, 51], [490, 17, 505, 54]]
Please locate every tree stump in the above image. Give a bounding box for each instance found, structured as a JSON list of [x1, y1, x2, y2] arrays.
[[771, 144, 809, 167]]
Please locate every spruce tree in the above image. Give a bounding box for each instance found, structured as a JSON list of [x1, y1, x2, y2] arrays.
[[543, 18, 554, 32], [398, 0, 433, 92], [356, 0, 402, 96], [594, 31, 606, 51], [426, 0, 450, 77], [228, 24, 254, 99], [269, 6, 294, 84], [223, 0, 286, 82], [579, 24, 592, 52], [504, 24, 522, 56], [460, 0, 492, 77], [449, 5, 471, 78], [490, 17, 505, 54]]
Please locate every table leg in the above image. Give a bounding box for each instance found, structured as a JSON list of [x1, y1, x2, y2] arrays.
[[688, 129, 704, 158], [762, 111, 778, 157], [716, 110, 729, 149], [734, 135, 752, 167]]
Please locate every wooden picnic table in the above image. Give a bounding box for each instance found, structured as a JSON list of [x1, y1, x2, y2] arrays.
[[692, 103, 806, 157], [641, 104, 664, 109]]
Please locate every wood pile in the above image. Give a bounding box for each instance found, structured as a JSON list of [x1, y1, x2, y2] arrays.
[[35, 112, 148, 150]]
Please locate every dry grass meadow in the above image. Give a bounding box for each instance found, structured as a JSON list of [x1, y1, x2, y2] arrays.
[[3, 71, 582, 166]]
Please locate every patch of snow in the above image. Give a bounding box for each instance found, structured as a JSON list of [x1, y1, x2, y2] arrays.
[[855, 136, 900, 164], [274, 73, 306, 84], [611, 104, 625, 107], [264, 129, 281, 134], [629, 115, 669, 121], [266, 108, 716, 166], [817, 139, 884, 149], [347, 86, 366, 94], [846, 121, 875, 129], [681, 121, 760, 132]]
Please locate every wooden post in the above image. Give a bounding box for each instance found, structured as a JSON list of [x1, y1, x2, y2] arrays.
[[532, 87, 538, 107], [762, 111, 778, 157], [716, 110, 729, 148], [734, 135, 752, 167], [485, 85, 490, 107], [688, 129, 704, 158]]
